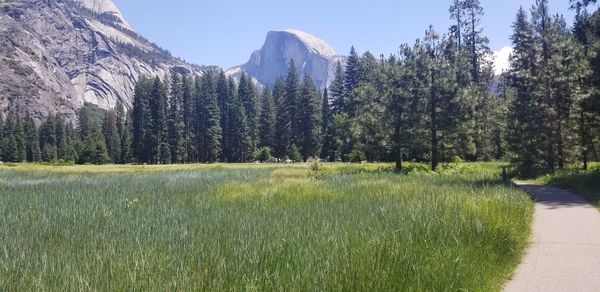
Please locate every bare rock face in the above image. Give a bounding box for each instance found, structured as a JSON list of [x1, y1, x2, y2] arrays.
[[75, 0, 132, 31], [227, 29, 343, 90], [0, 0, 207, 121]]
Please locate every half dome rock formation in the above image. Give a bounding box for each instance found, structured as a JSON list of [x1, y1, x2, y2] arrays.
[[0, 0, 208, 121], [227, 29, 344, 90]]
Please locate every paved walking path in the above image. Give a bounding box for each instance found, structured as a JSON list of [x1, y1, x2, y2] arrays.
[[505, 182, 600, 292]]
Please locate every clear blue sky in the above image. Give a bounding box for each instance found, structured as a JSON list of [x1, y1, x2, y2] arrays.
[[113, 0, 579, 69]]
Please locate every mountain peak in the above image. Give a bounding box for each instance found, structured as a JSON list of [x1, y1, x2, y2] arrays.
[[75, 0, 132, 30], [280, 29, 337, 57], [227, 29, 342, 90]]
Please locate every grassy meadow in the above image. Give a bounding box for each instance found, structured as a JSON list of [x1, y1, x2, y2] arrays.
[[0, 163, 532, 291]]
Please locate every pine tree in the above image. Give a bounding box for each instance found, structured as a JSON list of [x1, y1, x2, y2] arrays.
[[573, 4, 595, 169], [330, 61, 346, 114], [258, 87, 276, 149], [507, 7, 544, 176], [148, 77, 170, 164], [54, 114, 67, 160], [330, 112, 353, 161], [132, 77, 151, 164], [77, 105, 110, 164], [320, 89, 335, 161], [229, 85, 252, 162], [386, 51, 412, 171], [115, 101, 126, 138], [422, 26, 459, 171], [2, 117, 17, 162], [549, 15, 579, 169], [193, 75, 204, 162], [570, 0, 597, 8], [14, 117, 26, 162], [103, 109, 121, 163], [65, 121, 77, 162], [120, 114, 133, 163], [450, 0, 465, 48], [216, 72, 231, 161], [24, 117, 41, 162], [200, 72, 222, 163], [298, 75, 322, 160], [168, 73, 186, 163], [284, 60, 300, 154], [238, 73, 259, 152], [344, 46, 360, 115], [272, 78, 289, 159], [221, 77, 239, 162], [40, 113, 57, 161], [353, 53, 389, 162], [532, 0, 558, 171], [182, 75, 196, 163]]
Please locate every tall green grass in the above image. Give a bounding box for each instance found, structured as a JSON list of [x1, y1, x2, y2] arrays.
[[0, 163, 532, 291]]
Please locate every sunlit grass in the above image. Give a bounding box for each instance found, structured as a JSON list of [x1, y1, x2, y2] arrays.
[[0, 163, 532, 291]]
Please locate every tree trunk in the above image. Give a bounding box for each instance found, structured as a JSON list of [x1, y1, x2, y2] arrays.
[[431, 70, 438, 172], [557, 118, 564, 170], [396, 159, 403, 173], [394, 119, 403, 172], [581, 111, 588, 170], [470, 6, 478, 83]]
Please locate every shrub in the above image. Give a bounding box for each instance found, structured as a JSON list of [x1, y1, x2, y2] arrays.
[[253, 147, 273, 163], [348, 148, 366, 163], [288, 145, 302, 162]]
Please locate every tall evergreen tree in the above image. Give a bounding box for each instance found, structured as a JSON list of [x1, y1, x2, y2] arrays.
[[22, 117, 42, 162], [131, 77, 151, 164], [238, 73, 259, 151], [386, 51, 413, 171], [216, 72, 231, 161], [298, 75, 323, 160], [194, 75, 205, 162], [422, 26, 460, 171], [344, 46, 360, 115], [40, 113, 57, 161], [103, 109, 121, 163], [200, 72, 222, 163], [2, 116, 17, 162], [120, 114, 133, 163], [320, 89, 336, 161], [229, 83, 252, 162], [450, 0, 465, 48], [353, 53, 390, 162], [272, 78, 289, 158], [168, 73, 186, 163], [149, 77, 170, 164], [258, 87, 276, 149], [14, 117, 26, 162], [55, 115, 67, 160], [508, 7, 545, 176], [284, 60, 300, 155], [77, 106, 110, 164], [330, 61, 346, 114], [182, 75, 196, 163]]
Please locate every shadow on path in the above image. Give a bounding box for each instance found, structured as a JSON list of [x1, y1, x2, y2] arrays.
[[505, 182, 600, 292], [517, 183, 592, 210]]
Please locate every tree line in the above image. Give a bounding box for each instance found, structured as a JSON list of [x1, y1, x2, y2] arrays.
[[507, 0, 600, 176], [0, 103, 127, 165], [0, 0, 598, 176]]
